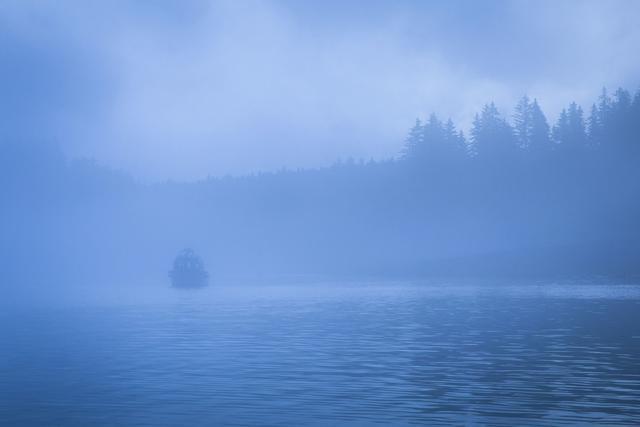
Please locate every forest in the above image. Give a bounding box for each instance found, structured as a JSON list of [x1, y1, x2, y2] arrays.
[[2, 86, 640, 290]]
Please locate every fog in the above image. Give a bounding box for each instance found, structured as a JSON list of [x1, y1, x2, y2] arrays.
[[2, 1, 640, 301], [3, 3, 640, 425], [2, 0, 639, 180]]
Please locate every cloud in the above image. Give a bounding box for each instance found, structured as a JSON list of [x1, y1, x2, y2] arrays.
[[2, 0, 639, 180]]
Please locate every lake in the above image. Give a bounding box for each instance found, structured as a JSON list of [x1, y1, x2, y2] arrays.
[[1, 282, 639, 426]]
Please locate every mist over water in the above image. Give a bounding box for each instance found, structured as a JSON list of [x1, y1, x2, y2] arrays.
[[2, 1, 640, 425]]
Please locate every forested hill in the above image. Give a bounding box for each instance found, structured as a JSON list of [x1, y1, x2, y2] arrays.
[[2, 87, 640, 288]]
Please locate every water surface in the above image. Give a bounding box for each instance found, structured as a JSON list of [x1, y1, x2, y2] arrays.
[[1, 282, 639, 425]]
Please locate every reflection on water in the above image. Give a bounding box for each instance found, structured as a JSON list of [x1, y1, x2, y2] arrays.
[[1, 283, 639, 426]]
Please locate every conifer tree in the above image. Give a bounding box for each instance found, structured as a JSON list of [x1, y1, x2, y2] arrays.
[[529, 99, 551, 154], [552, 109, 569, 145], [587, 104, 602, 148], [471, 103, 516, 160], [444, 118, 467, 155], [513, 95, 532, 149], [610, 88, 633, 150], [597, 87, 612, 130], [567, 102, 587, 148], [401, 118, 423, 160], [553, 103, 586, 154]]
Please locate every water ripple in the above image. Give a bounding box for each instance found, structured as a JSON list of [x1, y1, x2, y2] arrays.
[[1, 283, 639, 426]]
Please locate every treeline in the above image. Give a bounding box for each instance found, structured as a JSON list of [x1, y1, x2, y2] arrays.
[[401, 88, 640, 167], [2, 86, 640, 291]]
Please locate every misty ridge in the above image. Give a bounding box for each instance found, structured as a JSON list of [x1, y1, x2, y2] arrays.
[[2, 86, 640, 291]]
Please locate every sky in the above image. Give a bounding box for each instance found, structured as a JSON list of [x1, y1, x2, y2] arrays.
[[1, 0, 639, 181]]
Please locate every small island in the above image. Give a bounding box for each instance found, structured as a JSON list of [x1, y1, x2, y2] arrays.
[[169, 248, 209, 288]]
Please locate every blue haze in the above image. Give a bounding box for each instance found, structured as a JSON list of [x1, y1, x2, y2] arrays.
[[1, 0, 639, 179], [1, 1, 640, 426]]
